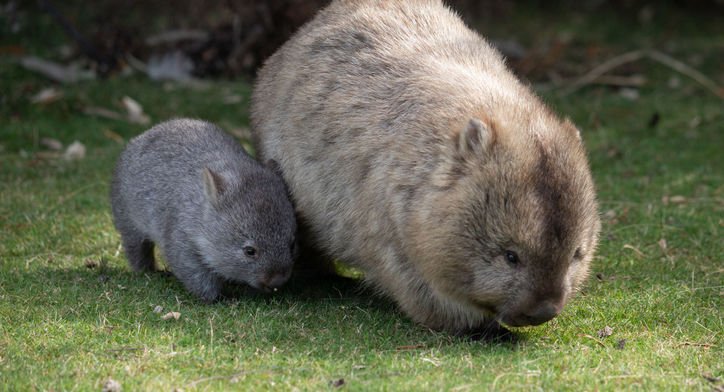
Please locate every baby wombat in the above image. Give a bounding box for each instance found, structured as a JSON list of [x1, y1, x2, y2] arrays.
[[251, 0, 601, 335], [110, 119, 297, 302]]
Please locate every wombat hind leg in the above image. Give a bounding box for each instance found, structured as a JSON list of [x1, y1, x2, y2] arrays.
[[120, 229, 156, 272], [461, 321, 519, 343]]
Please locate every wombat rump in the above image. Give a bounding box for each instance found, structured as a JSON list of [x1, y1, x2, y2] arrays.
[[251, 0, 600, 334], [111, 119, 297, 302]]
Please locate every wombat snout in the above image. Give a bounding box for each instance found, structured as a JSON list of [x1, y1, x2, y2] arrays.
[[255, 270, 291, 292], [505, 300, 563, 327]]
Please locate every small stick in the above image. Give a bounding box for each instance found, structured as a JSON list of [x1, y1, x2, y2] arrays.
[[646, 49, 724, 99], [562, 50, 646, 95], [562, 49, 724, 99]]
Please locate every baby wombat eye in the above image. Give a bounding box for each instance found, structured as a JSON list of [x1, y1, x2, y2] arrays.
[[243, 245, 259, 258], [573, 247, 583, 260], [504, 250, 520, 265]]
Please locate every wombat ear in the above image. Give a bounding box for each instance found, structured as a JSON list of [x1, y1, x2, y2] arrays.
[[202, 168, 226, 206], [562, 117, 582, 141], [265, 159, 292, 195], [456, 118, 495, 158]]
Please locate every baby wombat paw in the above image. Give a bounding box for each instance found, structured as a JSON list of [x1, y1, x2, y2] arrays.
[[187, 281, 223, 304]]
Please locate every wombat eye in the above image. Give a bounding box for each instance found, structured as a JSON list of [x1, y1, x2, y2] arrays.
[[574, 247, 583, 260], [243, 246, 258, 258], [504, 250, 520, 265]]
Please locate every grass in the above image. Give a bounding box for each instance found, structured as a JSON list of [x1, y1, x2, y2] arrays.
[[1, 3, 722, 391]]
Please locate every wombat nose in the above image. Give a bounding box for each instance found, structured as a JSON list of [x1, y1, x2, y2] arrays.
[[259, 271, 290, 291], [523, 301, 561, 326]]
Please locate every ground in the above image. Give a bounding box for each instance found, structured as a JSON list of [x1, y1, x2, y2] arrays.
[[0, 2, 722, 391]]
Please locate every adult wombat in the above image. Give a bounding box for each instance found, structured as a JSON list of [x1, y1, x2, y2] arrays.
[[251, 0, 600, 335], [111, 119, 297, 302]]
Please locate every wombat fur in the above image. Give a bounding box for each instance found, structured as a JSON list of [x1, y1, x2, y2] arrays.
[[110, 119, 297, 302], [251, 0, 600, 335]]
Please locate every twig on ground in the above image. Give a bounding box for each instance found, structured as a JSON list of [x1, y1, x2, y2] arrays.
[[678, 342, 716, 349], [562, 50, 647, 95], [145, 29, 209, 46], [186, 370, 257, 388], [19, 56, 95, 84], [578, 334, 607, 348], [646, 49, 724, 99], [562, 49, 724, 99], [592, 75, 647, 87]]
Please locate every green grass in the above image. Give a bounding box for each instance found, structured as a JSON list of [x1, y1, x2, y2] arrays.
[[1, 4, 722, 391]]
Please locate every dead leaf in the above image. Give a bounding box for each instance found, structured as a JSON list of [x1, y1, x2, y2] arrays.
[[616, 339, 626, 349], [222, 94, 243, 104], [421, 357, 441, 367], [658, 238, 668, 253], [153, 305, 163, 313], [622, 244, 645, 257], [84, 107, 126, 121], [40, 137, 63, 151], [662, 195, 687, 205], [85, 259, 98, 269], [30, 87, 63, 104], [122, 96, 150, 125], [63, 141, 86, 161], [597, 325, 614, 338], [603, 209, 617, 222], [162, 311, 181, 320], [330, 378, 345, 388], [103, 129, 125, 144], [669, 195, 687, 204], [619, 88, 640, 100], [146, 51, 194, 82], [101, 378, 121, 392]]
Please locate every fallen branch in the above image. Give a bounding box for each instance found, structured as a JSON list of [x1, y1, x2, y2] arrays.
[[562, 50, 647, 95], [592, 74, 647, 87], [145, 29, 209, 46], [562, 49, 724, 99], [19, 56, 95, 84], [646, 49, 724, 99]]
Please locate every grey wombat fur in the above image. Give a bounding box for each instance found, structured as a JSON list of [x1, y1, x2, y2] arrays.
[[251, 0, 601, 335], [111, 119, 297, 302]]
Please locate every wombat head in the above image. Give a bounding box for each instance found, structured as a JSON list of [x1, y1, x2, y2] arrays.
[[195, 164, 297, 292], [412, 115, 600, 328]]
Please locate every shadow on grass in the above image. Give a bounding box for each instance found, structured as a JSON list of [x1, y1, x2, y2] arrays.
[[2, 261, 522, 352]]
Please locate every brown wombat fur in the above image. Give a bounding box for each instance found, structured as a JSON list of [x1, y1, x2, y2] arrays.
[[251, 0, 601, 335]]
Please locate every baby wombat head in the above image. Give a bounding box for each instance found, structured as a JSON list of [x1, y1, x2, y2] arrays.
[[196, 163, 297, 292], [416, 116, 600, 328]]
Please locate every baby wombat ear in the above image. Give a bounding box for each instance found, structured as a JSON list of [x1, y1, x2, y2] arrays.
[[202, 167, 226, 207], [265, 159, 292, 195], [456, 118, 496, 158]]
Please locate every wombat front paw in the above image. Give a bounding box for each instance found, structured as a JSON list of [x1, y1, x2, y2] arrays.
[[184, 276, 222, 304]]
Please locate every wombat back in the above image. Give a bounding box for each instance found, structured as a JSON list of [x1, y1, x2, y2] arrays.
[[251, 0, 599, 334]]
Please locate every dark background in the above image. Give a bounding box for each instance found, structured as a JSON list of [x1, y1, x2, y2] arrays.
[[5, 0, 723, 83]]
